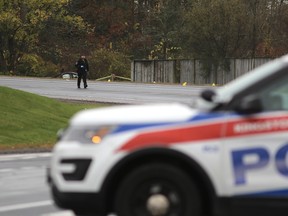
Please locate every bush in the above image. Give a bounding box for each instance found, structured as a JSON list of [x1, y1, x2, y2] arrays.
[[17, 54, 59, 77], [89, 49, 131, 80]]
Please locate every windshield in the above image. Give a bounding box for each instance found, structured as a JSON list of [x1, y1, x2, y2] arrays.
[[196, 56, 288, 110], [216, 57, 288, 101]]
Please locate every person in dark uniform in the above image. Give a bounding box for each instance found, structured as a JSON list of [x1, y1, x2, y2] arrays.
[[75, 55, 89, 88]]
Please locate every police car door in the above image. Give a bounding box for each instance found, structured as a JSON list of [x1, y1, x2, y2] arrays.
[[223, 71, 288, 199]]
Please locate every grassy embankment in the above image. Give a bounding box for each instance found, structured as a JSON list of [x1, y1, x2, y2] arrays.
[[0, 86, 106, 150]]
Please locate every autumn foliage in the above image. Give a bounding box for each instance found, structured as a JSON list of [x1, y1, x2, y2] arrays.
[[1, 0, 288, 78]]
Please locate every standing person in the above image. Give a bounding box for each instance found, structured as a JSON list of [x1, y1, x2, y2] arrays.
[[75, 55, 89, 88]]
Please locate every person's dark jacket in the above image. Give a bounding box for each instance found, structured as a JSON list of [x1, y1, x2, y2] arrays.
[[75, 58, 89, 73]]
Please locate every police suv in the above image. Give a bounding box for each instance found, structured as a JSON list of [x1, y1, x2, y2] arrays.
[[48, 55, 288, 216]]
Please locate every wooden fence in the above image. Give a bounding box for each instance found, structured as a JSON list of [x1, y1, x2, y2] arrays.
[[131, 58, 272, 85]]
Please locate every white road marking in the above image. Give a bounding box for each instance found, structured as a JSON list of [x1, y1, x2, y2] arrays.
[[43, 212, 117, 216], [0, 166, 46, 173], [0, 168, 13, 173], [0, 200, 53, 212], [42, 210, 75, 216], [22, 166, 37, 170], [0, 153, 51, 161]]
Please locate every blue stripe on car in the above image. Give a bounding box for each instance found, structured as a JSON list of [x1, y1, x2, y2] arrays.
[[111, 113, 229, 134]]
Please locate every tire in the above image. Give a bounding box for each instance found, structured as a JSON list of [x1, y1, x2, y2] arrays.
[[115, 163, 202, 216], [51, 183, 65, 209], [73, 211, 96, 216], [51, 184, 103, 216]]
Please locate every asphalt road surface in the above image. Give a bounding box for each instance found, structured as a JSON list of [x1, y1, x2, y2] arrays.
[[0, 153, 64, 216], [0, 153, 116, 216], [0, 76, 209, 105]]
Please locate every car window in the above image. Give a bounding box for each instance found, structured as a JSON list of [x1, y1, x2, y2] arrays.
[[215, 59, 285, 103], [256, 75, 288, 111]]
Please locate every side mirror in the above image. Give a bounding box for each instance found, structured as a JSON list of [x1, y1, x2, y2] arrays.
[[57, 128, 65, 141], [201, 89, 216, 102], [235, 95, 263, 114]]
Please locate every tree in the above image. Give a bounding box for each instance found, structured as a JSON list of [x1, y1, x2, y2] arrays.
[[0, 0, 87, 75], [1, 0, 288, 78], [177, 0, 252, 81], [68, 0, 134, 51], [89, 48, 130, 80], [241, 0, 271, 57], [68, 0, 184, 60], [145, 0, 185, 59], [182, 0, 251, 59], [257, 0, 288, 57]]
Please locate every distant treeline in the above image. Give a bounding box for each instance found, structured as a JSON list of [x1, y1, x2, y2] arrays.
[[0, 0, 287, 80]]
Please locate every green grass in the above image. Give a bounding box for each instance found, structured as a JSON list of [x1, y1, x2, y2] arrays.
[[0, 86, 106, 150]]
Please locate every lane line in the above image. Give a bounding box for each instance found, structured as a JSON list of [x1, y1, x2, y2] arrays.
[[42, 211, 74, 216], [0, 168, 13, 173], [0, 200, 53, 212], [43, 212, 117, 216], [0, 153, 51, 161]]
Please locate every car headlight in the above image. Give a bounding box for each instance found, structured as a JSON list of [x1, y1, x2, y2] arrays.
[[60, 125, 115, 144]]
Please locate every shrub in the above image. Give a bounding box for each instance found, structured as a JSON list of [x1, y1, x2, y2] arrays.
[[17, 54, 59, 77], [89, 49, 131, 80]]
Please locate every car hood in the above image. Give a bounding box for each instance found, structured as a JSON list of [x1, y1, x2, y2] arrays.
[[70, 103, 199, 126]]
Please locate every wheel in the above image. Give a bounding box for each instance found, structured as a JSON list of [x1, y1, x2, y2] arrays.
[[73, 209, 105, 216], [73, 212, 97, 216], [51, 183, 104, 216], [73, 213, 92, 216], [115, 163, 202, 216]]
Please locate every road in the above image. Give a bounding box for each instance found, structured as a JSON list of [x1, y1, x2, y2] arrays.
[[0, 153, 70, 216], [0, 76, 208, 105], [0, 76, 211, 215]]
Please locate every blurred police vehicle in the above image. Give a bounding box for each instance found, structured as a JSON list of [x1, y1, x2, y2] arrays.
[[48, 55, 288, 216]]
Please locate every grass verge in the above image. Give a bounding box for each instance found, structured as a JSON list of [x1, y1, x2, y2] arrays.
[[0, 86, 107, 151]]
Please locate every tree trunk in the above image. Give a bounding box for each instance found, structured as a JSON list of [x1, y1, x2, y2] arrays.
[[0, 51, 8, 74]]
